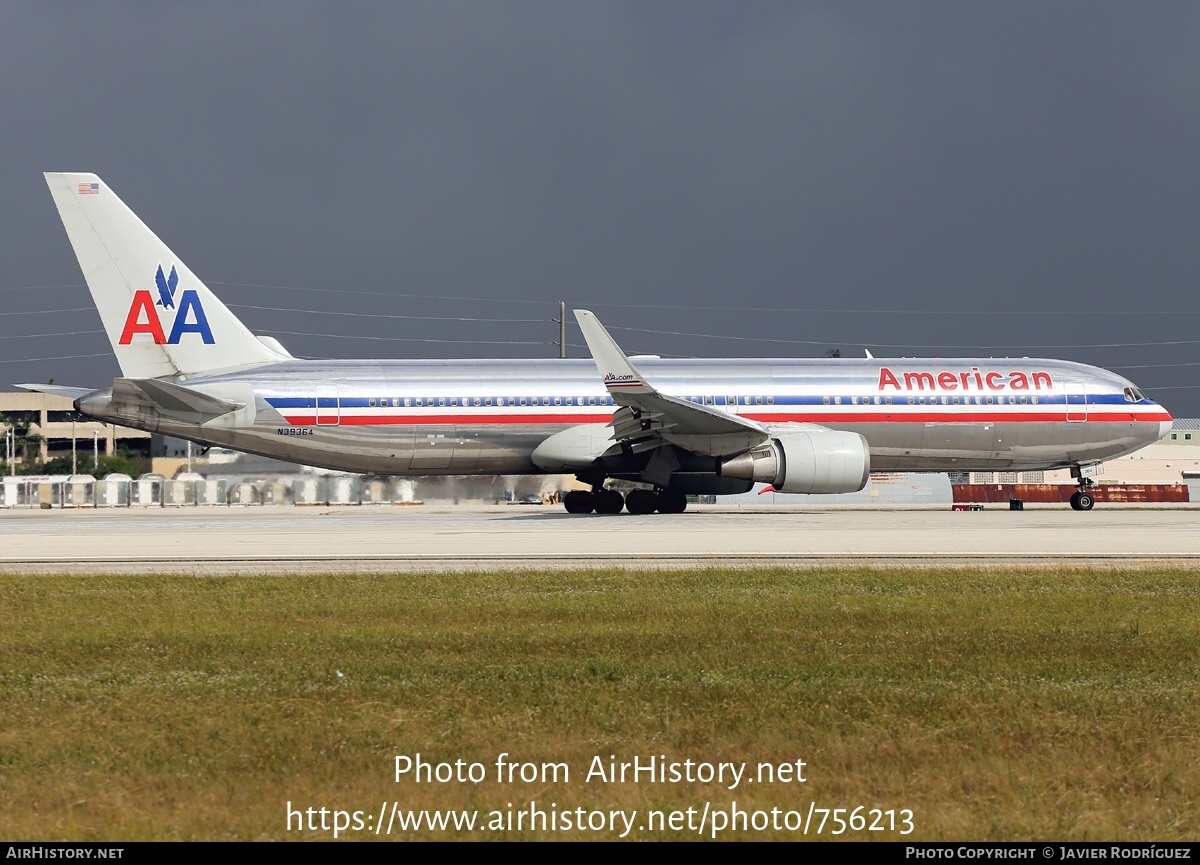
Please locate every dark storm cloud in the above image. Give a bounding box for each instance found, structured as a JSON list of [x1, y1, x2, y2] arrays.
[[2, 1, 1199, 412]]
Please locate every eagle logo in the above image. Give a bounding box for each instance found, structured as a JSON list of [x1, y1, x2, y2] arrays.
[[154, 264, 179, 309]]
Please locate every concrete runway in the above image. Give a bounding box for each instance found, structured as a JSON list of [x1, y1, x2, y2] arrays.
[[1, 504, 1198, 572]]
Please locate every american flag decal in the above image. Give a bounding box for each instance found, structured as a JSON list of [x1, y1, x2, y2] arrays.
[[78, 182, 99, 195]]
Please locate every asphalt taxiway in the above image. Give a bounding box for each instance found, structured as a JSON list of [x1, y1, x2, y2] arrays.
[[1, 505, 1197, 573]]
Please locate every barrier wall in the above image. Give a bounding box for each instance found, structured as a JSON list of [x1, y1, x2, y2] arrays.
[[952, 483, 1190, 504]]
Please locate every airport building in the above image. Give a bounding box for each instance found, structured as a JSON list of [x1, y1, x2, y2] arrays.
[[0, 391, 150, 471]]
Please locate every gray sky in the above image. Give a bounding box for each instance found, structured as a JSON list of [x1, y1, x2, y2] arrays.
[[3, 2, 1199, 413]]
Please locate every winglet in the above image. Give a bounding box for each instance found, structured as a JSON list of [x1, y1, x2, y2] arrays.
[[574, 309, 654, 396]]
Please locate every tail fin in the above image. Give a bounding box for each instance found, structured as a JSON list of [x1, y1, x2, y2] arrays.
[[44, 172, 289, 379]]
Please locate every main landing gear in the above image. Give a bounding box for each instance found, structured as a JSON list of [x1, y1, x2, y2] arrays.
[[1069, 477, 1095, 511], [562, 486, 688, 515]]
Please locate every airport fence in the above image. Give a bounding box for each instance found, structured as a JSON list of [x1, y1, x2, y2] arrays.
[[0, 473, 438, 509]]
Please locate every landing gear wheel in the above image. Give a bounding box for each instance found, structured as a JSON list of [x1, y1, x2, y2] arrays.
[[1070, 490, 1095, 511], [625, 489, 658, 515], [656, 489, 688, 514], [593, 488, 625, 515], [563, 490, 595, 514]]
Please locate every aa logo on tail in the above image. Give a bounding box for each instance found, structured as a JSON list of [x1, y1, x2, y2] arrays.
[[118, 264, 214, 345]]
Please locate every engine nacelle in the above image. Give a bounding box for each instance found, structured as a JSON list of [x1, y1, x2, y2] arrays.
[[718, 430, 870, 494]]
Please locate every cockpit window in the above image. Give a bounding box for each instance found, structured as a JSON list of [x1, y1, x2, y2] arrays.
[[1123, 387, 1146, 403]]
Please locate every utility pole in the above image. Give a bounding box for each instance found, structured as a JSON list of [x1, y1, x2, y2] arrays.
[[557, 301, 566, 358], [187, 440, 193, 473], [93, 429, 99, 473], [71, 420, 77, 476]]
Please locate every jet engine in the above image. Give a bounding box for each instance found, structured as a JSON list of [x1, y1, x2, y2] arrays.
[[718, 430, 870, 494]]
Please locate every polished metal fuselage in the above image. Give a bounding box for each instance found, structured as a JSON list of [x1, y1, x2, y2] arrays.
[[80, 356, 1172, 477]]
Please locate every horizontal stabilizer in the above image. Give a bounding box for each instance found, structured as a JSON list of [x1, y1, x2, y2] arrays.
[[112, 378, 244, 423], [15, 383, 95, 400]]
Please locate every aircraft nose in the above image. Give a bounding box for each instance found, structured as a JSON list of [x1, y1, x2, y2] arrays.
[[1159, 418, 1174, 440]]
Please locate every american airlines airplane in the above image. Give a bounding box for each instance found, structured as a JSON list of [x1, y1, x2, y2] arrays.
[[25, 172, 1172, 514]]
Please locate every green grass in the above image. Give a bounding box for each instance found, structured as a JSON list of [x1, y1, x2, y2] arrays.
[[0, 567, 1197, 840]]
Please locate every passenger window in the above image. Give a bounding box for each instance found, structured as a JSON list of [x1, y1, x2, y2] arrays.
[[767, 396, 774, 405], [952, 396, 959, 405], [473, 397, 481, 407], [554, 397, 561, 406], [986, 396, 993, 404], [885, 397, 892, 405], [908, 396, 915, 405], [369, 398, 376, 407], [755, 396, 763, 405], [519, 397, 527, 406], [438, 398, 446, 407], [834, 396, 842, 405], [1020, 396, 1027, 404], [823, 396, 830, 405], [404, 398, 411, 407], [588, 397, 596, 406]]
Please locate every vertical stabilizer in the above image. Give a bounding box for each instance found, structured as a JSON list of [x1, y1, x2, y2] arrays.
[[44, 172, 286, 379]]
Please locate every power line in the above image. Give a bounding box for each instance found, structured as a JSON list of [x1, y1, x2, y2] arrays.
[[206, 281, 1200, 317], [229, 304, 546, 323], [1111, 361, 1200, 369], [260, 330, 548, 346], [213, 281, 551, 307], [0, 307, 93, 317], [0, 330, 105, 340], [0, 283, 88, 293], [0, 352, 110, 364], [7, 278, 1200, 318]]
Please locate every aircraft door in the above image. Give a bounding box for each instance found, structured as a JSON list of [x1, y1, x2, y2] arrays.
[[315, 385, 340, 426], [1065, 383, 1087, 422]]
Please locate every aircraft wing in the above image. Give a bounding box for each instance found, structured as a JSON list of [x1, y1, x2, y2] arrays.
[[574, 309, 770, 457]]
